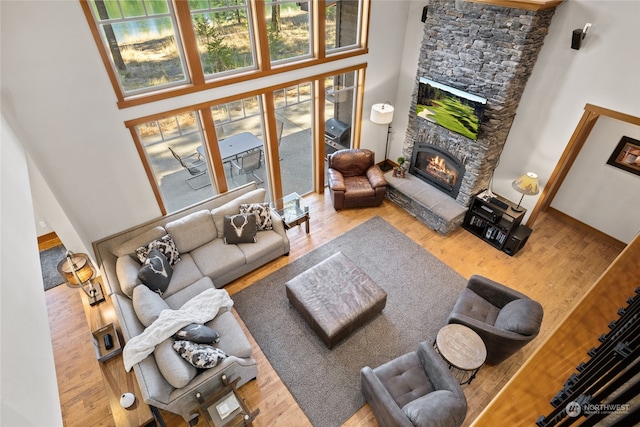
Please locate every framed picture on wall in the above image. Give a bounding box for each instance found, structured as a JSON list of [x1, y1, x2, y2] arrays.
[[606, 136, 640, 177]]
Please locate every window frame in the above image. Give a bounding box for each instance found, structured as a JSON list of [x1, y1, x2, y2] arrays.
[[124, 62, 366, 215], [80, 0, 370, 109]]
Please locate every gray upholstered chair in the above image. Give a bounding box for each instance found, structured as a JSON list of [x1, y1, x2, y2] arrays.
[[327, 148, 387, 210], [361, 341, 467, 427], [447, 275, 544, 365]]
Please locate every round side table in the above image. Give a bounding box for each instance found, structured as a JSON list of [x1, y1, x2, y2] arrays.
[[434, 324, 487, 385]]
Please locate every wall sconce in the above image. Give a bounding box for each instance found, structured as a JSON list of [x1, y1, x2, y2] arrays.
[[571, 23, 591, 50], [511, 172, 540, 212], [57, 251, 105, 306], [370, 102, 395, 171]]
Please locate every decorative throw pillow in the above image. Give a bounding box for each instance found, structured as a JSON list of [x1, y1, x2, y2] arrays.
[[174, 324, 220, 344], [136, 234, 181, 266], [132, 284, 170, 327], [240, 203, 273, 231], [223, 213, 257, 244], [137, 249, 173, 295], [172, 340, 228, 369]]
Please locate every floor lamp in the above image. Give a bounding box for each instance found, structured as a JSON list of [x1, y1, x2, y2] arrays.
[[370, 102, 395, 172]]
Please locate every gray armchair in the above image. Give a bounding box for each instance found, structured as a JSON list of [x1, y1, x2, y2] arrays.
[[361, 342, 467, 427], [447, 275, 544, 365]]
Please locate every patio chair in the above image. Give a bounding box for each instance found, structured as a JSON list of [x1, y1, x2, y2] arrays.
[[230, 149, 263, 184], [168, 147, 210, 190]]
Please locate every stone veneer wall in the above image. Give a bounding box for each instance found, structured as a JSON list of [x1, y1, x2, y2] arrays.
[[403, 0, 556, 206]]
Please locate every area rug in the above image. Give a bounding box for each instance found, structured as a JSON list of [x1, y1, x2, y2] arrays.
[[40, 244, 66, 291], [232, 216, 467, 427]]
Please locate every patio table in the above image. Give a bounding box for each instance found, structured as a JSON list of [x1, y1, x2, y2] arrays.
[[198, 132, 263, 162]]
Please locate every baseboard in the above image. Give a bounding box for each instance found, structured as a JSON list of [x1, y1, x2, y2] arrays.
[[547, 207, 626, 250]]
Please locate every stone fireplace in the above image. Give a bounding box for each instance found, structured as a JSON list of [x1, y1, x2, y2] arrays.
[[387, 0, 558, 233]]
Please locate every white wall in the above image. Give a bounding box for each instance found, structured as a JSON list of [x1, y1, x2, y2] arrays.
[[0, 117, 63, 426], [552, 117, 640, 243], [490, 0, 640, 231]]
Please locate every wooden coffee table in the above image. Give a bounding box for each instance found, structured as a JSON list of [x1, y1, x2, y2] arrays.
[[434, 324, 487, 385]]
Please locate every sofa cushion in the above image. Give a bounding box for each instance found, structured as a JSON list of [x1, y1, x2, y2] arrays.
[[211, 188, 266, 238], [114, 226, 167, 258], [237, 230, 286, 264], [494, 299, 543, 336], [116, 255, 143, 298], [155, 339, 197, 389], [402, 390, 466, 427], [165, 210, 218, 253], [190, 240, 246, 279], [137, 249, 173, 295], [173, 340, 228, 369], [208, 310, 253, 359], [223, 214, 257, 244], [240, 203, 273, 231], [136, 234, 181, 266], [132, 285, 170, 327], [451, 288, 501, 325], [161, 253, 206, 300], [164, 276, 216, 310], [174, 324, 220, 344]]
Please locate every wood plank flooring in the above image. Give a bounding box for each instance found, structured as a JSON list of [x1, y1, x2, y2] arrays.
[[44, 189, 621, 426]]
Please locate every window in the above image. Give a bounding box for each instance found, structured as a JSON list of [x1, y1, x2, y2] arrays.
[[266, 1, 312, 65], [135, 112, 215, 213], [326, 0, 362, 53], [87, 0, 188, 95], [273, 83, 314, 196], [81, 0, 369, 106], [126, 65, 364, 214], [188, 0, 257, 78], [210, 96, 270, 193]]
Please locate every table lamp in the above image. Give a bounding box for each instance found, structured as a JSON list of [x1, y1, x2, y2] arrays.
[[511, 172, 539, 212], [57, 251, 105, 306]]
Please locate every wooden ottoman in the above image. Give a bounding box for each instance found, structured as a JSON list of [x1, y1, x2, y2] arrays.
[[285, 251, 387, 348]]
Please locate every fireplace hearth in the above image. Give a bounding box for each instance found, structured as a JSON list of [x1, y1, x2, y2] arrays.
[[409, 143, 465, 198]]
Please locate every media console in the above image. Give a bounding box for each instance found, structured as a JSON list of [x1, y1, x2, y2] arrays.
[[462, 191, 531, 256]]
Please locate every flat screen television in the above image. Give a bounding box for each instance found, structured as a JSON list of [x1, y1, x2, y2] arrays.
[[416, 77, 487, 141]]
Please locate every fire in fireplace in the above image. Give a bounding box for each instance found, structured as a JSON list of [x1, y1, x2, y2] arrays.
[[409, 143, 465, 198]]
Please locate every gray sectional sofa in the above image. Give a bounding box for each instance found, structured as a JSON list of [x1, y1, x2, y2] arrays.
[[93, 182, 290, 424]]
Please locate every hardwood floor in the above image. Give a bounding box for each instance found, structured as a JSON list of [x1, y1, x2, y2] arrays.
[[44, 189, 622, 426]]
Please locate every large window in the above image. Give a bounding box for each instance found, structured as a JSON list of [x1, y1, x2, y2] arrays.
[[87, 0, 188, 95], [326, 0, 362, 53], [126, 65, 364, 214], [266, 1, 312, 65], [81, 0, 369, 107], [188, 0, 257, 77], [135, 112, 215, 213]]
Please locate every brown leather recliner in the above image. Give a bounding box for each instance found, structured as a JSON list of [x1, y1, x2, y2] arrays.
[[327, 149, 387, 210]]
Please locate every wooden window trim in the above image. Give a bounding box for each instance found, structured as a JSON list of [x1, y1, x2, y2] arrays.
[[126, 63, 366, 210], [80, 0, 369, 109]]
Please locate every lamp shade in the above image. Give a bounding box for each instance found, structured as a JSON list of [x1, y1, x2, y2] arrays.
[[512, 172, 540, 196], [57, 252, 95, 287], [370, 103, 394, 124]]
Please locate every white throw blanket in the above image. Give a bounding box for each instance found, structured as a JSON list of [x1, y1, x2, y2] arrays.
[[123, 288, 234, 372]]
